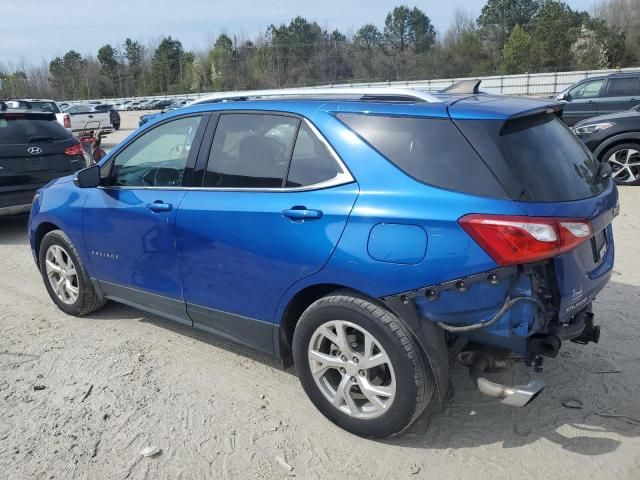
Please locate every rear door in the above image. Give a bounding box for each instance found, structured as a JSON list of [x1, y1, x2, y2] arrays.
[[597, 76, 639, 116], [562, 78, 605, 125], [0, 112, 83, 208], [175, 112, 358, 353]]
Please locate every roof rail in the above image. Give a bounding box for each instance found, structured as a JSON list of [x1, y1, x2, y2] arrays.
[[191, 86, 443, 105], [442, 80, 482, 94]]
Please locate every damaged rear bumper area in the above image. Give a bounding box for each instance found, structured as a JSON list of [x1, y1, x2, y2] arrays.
[[381, 264, 602, 407]]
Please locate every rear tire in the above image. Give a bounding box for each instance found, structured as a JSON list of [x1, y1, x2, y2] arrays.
[[601, 142, 640, 186], [293, 293, 434, 438], [39, 230, 106, 316]]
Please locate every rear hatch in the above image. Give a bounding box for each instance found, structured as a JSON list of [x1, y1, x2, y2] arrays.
[[0, 111, 84, 206], [450, 96, 618, 322]]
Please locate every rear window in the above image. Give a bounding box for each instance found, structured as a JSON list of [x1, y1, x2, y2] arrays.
[[24, 101, 60, 113], [0, 116, 70, 145], [336, 113, 507, 198], [456, 114, 608, 202]]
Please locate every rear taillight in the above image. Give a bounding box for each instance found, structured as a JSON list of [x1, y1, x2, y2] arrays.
[[63, 114, 71, 129], [459, 214, 592, 266], [64, 142, 84, 156]]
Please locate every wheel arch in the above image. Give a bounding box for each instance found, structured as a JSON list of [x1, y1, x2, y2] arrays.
[[34, 221, 62, 269], [278, 282, 450, 408], [594, 133, 640, 159]]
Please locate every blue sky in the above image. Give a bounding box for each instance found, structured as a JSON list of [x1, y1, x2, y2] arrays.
[[1, 0, 594, 66]]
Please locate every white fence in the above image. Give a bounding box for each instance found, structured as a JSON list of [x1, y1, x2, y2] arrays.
[[94, 66, 640, 104]]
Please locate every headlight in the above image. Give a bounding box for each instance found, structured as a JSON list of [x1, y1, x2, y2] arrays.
[[573, 122, 615, 135]]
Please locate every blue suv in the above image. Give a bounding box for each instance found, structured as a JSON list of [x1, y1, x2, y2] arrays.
[[28, 83, 617, 437]]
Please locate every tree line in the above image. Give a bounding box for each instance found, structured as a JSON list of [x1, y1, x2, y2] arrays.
[[1, 0, 639, 100]]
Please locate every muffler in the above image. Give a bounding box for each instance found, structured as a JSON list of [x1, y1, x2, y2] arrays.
[[461, 352, 545, 407]]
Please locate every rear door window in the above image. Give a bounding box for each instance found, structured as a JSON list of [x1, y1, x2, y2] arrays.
[[603, 77, 637, 97], [336, 113, 507, 197], [286, 123, 342, 187], [204, 113, 298, 188]]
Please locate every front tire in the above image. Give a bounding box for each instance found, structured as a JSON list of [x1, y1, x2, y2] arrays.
[[39, 230, 106, 316], [601, 143, 640, 185], [293, 293, 434, 438]]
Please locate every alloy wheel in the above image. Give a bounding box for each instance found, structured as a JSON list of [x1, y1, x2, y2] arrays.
[[608, 148, 640, 184], [307, 320, 396, 419], [45, 245, 79, 305]]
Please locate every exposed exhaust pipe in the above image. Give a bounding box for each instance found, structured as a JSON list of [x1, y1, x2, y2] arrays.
[[466, 353, 545, 407]]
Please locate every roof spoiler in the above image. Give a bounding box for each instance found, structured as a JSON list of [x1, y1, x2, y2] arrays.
[[442, 80, 481, 95]]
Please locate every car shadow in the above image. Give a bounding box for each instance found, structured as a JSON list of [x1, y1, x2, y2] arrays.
[[0, 214, 30, 246], [89, 300, 286, 372]]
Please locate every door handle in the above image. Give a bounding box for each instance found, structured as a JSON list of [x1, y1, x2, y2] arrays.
[[88, 115, 94, 118], [282, 207, 323, 220], [146, 201, 173, 212], [629, 98, 638, 102]]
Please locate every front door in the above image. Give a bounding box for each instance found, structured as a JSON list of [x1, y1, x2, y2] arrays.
[[175, 113, 359, 353], [83, 114, 206, 323], [562, 78, 605, 126]]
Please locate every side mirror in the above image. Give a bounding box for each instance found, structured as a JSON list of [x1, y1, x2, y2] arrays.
[[560, 92, 572, 102], [74, 164, 101, 188]]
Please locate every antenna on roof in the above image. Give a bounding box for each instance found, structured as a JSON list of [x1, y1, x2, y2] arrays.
[[442, 80, 481, 94]]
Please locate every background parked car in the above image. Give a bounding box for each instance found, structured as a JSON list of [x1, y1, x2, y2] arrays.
[[573, 105, 640, 185], [89, 104, 120, 130], [0, 109, 88, 215], [556, 72, 640, 126], [4, 99, 72, 130], [64, 104, 112, 134]]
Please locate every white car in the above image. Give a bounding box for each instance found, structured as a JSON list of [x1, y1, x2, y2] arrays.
[[4, 99, 71, 131], [64, 104, 113, 135]]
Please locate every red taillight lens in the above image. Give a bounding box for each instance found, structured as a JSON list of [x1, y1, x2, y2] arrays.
[[64, 142, 84, 156], [63, 114, 71, 129], [459, 214, 592, 266]]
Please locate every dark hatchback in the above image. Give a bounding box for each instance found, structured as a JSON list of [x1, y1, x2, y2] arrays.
[[0, 109, 87, 215]]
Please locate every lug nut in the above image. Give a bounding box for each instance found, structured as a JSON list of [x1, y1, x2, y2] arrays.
[[400, 295, 409, 304], [352, 356, 359, 363], [350, 376, 357, 383], [340, 355, 347, 362], [488, 273, 499, 285], [425, 289, 437, 300], [358, 370, 365, 377], [340, 367, 346, 374]]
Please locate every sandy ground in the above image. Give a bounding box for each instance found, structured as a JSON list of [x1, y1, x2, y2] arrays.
[[1, 112, 639, 479]]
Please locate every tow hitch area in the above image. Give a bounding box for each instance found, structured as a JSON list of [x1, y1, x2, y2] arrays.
[[458, 350, 545, 407]]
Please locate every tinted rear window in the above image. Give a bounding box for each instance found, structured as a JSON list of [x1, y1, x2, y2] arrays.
[[456, 114, 608, 202], [25, 101, 60, 113], [0, 116, 71, 145], [336, 113, 507, 198]]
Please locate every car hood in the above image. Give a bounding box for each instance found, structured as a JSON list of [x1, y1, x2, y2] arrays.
[[574, 110, 640, 127]]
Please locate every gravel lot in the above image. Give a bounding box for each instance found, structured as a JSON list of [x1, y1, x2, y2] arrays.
[[1, 111, 639, 480]]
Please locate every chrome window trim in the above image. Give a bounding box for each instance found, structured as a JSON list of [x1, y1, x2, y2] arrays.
[[99, 117, 355, 193]]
